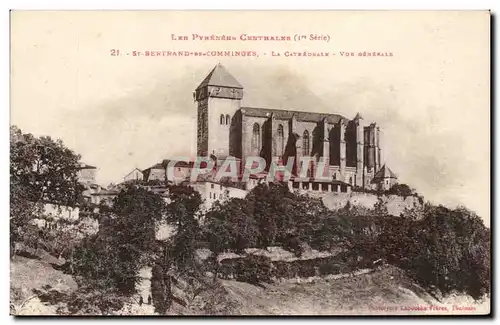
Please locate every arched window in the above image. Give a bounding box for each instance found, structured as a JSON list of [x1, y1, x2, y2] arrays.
[[220, 114, 225, 125], [302, 130, 310, 156], [349, 176, 353, 185], [333, 173, 337, 180], [277, 124, 284, 156], [225, 114, 230, 125], [252, 123, 260, 152]]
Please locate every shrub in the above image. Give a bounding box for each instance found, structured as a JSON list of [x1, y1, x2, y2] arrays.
[[296, 259, 317, 277], [235, 254, 272, 285], [282, 234, 304, 257], [388, 183, 414, 198], [273, 261, 292, 279], [319, 261, 341, 276], [218, 258, 239, 279], [377, 204, 490, 300]]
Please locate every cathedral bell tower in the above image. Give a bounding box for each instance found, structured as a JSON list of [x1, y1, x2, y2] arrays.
[[195, 63, 244, 159]]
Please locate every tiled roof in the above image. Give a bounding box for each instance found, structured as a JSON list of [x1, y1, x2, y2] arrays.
[[123, 168, 143, 178], [196, 64, 243, 90], [240, 106, 348, 124], [145, 162, 163, 170], [371, 164, 397, 182], [78, 163, 96, 169]]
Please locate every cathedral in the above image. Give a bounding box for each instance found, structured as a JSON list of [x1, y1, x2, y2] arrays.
[[195, 64, 395, 191]]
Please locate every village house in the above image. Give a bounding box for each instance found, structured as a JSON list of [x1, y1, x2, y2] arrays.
[[123, 168, 144, 182]]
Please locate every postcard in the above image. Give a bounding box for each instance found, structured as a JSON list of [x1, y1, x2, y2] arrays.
[[10, 10, 491, 316]]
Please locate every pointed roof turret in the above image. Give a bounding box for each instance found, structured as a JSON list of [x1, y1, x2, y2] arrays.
[[354, 112, 363, 120], [372, 164, 397, 182], [196, 63, 243, 90]]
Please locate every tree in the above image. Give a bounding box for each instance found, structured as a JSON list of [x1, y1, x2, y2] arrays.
[[145, 184, 204, 314], [10, 184, 40, 256], [165, 184, 202, 229], [10, 126, 85, 256], [165, 184, 203, 272], [374, 203, 490, 300], [310, 211, 350, 252], [204, 198, 259, 280], [110, 184, 166, 253], [10, 125, 85, 207], [388, 183, 414, 199], [246, 183, 296, 249], [290, 194, 329, 245], [71, 184, 167, 298], [206, 198, 258, 253], [151, 246, 173, 315]]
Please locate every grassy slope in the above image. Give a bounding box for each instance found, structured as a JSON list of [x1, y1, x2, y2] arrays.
[[10, 255, 78, 315], [197, 266, 489, 316], [10, 256, 489, 316]]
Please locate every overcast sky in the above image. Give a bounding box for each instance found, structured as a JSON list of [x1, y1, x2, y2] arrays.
[[11, 11, 490, 224]]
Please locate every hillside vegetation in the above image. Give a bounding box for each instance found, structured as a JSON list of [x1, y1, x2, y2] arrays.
[[10, 125, 491, 316], [11, 256, 488, 316]]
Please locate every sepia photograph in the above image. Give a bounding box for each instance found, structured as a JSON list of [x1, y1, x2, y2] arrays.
[[9, 10, 491, 316]]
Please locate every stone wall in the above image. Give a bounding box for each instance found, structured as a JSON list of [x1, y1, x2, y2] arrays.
[[320, 191, 421, 215], [217, 253, 373, 281], [192, 181, 248, 212]]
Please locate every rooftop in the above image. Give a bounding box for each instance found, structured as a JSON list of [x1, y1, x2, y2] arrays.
[[240, 106, 348, 124], [78, 163, 96, 170], [372, 164, 398, 182], [196, 63, 244, 90]]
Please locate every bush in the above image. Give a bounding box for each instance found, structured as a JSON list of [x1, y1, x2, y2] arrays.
[[66, 282, 126, 315], [282, 234, 304, 257], [296, 259, 317, 277], [377, 204, 490, 300], [318, 261, 341, 276], [235, 254, 272, 285], [388, 183, 414, 198], [273, 261, 292, 278]]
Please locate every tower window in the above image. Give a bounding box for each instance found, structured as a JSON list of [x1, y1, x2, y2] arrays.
[[277, 124, 284, 157], [226, 114, 230, 125], [303, 130, 310, 156], [220, 114, 225, 125], [252, 123, 261, 152]]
